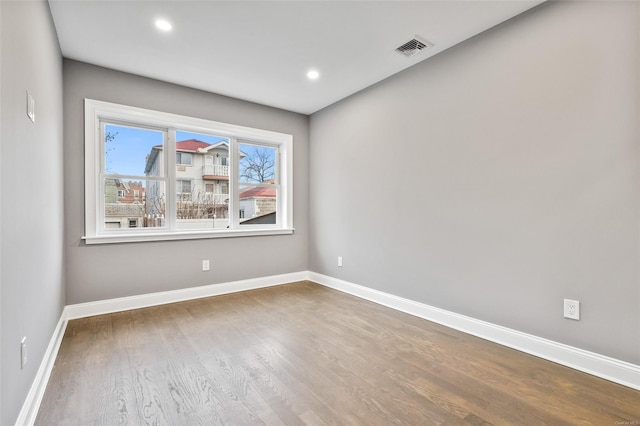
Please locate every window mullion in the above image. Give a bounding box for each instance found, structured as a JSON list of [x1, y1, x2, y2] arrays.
[[230, 137, 240, 229], [276, 149, 281, 227], [166, 128, 177, 231], [95, 120, 107, 234]]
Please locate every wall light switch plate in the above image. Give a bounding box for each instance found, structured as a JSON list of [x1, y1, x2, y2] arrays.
[[21, 337, 27, 369], [26, 91, 35, 123]]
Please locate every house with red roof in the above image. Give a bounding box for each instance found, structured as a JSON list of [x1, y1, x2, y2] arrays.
[[239, 185, 277, 223], [116, 180, 145, 205], [144, 139, 233, 228], [143, 138, 275, 226]]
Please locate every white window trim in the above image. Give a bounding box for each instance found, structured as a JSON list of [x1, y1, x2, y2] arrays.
[[84, 99, 294, 244]]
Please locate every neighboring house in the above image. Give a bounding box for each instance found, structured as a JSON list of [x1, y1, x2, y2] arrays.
[[116, 181, 145, 205], [143, 138, 275, 227], [145, 139, 232, 228], [239, 186, 276, 224], [104, 180, 146, 229], [240, 211, 276, 225]]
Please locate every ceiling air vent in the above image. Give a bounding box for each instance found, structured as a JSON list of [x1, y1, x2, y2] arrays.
[[396, 37, 431, 57]]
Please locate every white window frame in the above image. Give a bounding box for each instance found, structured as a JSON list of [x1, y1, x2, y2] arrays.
[[84, 99, 294, 244]]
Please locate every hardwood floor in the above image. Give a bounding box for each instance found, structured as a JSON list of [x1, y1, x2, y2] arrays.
[[36, 281, 639, 425]]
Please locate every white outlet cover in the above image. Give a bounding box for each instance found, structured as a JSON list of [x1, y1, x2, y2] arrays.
[[563, 299, 580, 320]]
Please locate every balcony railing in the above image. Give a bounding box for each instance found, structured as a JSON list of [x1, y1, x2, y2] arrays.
[[202, 164, 229, 177], [201, 193, 229, 205]]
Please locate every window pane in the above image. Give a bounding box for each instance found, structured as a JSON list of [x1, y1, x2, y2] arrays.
[[239, 144, 276, 184], [104, 179, 166, 229], [174, 130, 231, 230], [239, 184, 277, 225], [176, 178, 229, 230], [145, 181, 166, 226], [104, 124, 164, 176]]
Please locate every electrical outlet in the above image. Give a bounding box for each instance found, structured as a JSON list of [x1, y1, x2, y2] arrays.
[[202, 259, 210, 271], [564, 299, 580, 320], [21, 337, 27, 369], [338, 256, 343, 267]]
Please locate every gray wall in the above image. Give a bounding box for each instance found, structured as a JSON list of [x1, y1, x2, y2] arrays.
[[1, 3, 4, 421], [309, 1, 640, 364], [1, 3, 3, 423], [64, 60, 309, 305], [2, 2, 638, 422], [0, 1, 65, 424]]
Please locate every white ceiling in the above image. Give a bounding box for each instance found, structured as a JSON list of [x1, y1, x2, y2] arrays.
[[48, 1, 543, 115]]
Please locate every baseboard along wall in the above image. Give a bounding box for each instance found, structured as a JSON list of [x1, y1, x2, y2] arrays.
[[308, 272, 640, 392], [16, 270, 640, 425], [15, 315, 67, 426]]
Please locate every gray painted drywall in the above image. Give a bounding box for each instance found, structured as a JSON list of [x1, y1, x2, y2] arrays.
[[310, 1, 640, 364], [64, 60, 309, 304], [0, 1, 65, 424], [1, 3, 3, 423]]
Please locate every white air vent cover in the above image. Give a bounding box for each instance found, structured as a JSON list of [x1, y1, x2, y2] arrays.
[[396, 37, 432, 57]]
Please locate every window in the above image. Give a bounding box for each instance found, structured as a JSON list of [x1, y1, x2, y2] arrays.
[[84, 99, 293, 244], [176, 152, 192, 166], [177, 180, 192, 200]]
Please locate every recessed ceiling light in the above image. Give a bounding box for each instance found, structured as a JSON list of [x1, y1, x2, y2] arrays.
[[307, 70, 320, 80], [155, 19, 172, 32]]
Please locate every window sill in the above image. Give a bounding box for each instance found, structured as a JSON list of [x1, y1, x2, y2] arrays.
[[82, 228, 295, 245]]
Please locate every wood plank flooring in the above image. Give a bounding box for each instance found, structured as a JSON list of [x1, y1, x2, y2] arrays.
[[35, 281, 640, 425]]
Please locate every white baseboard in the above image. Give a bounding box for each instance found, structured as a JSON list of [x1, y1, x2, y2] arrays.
[[16, 271, 307, 425], [64, 271, 308, 320], [15, 314, 68, 426], [308, 271, 640, 391], [17, 270, 640, 425]]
